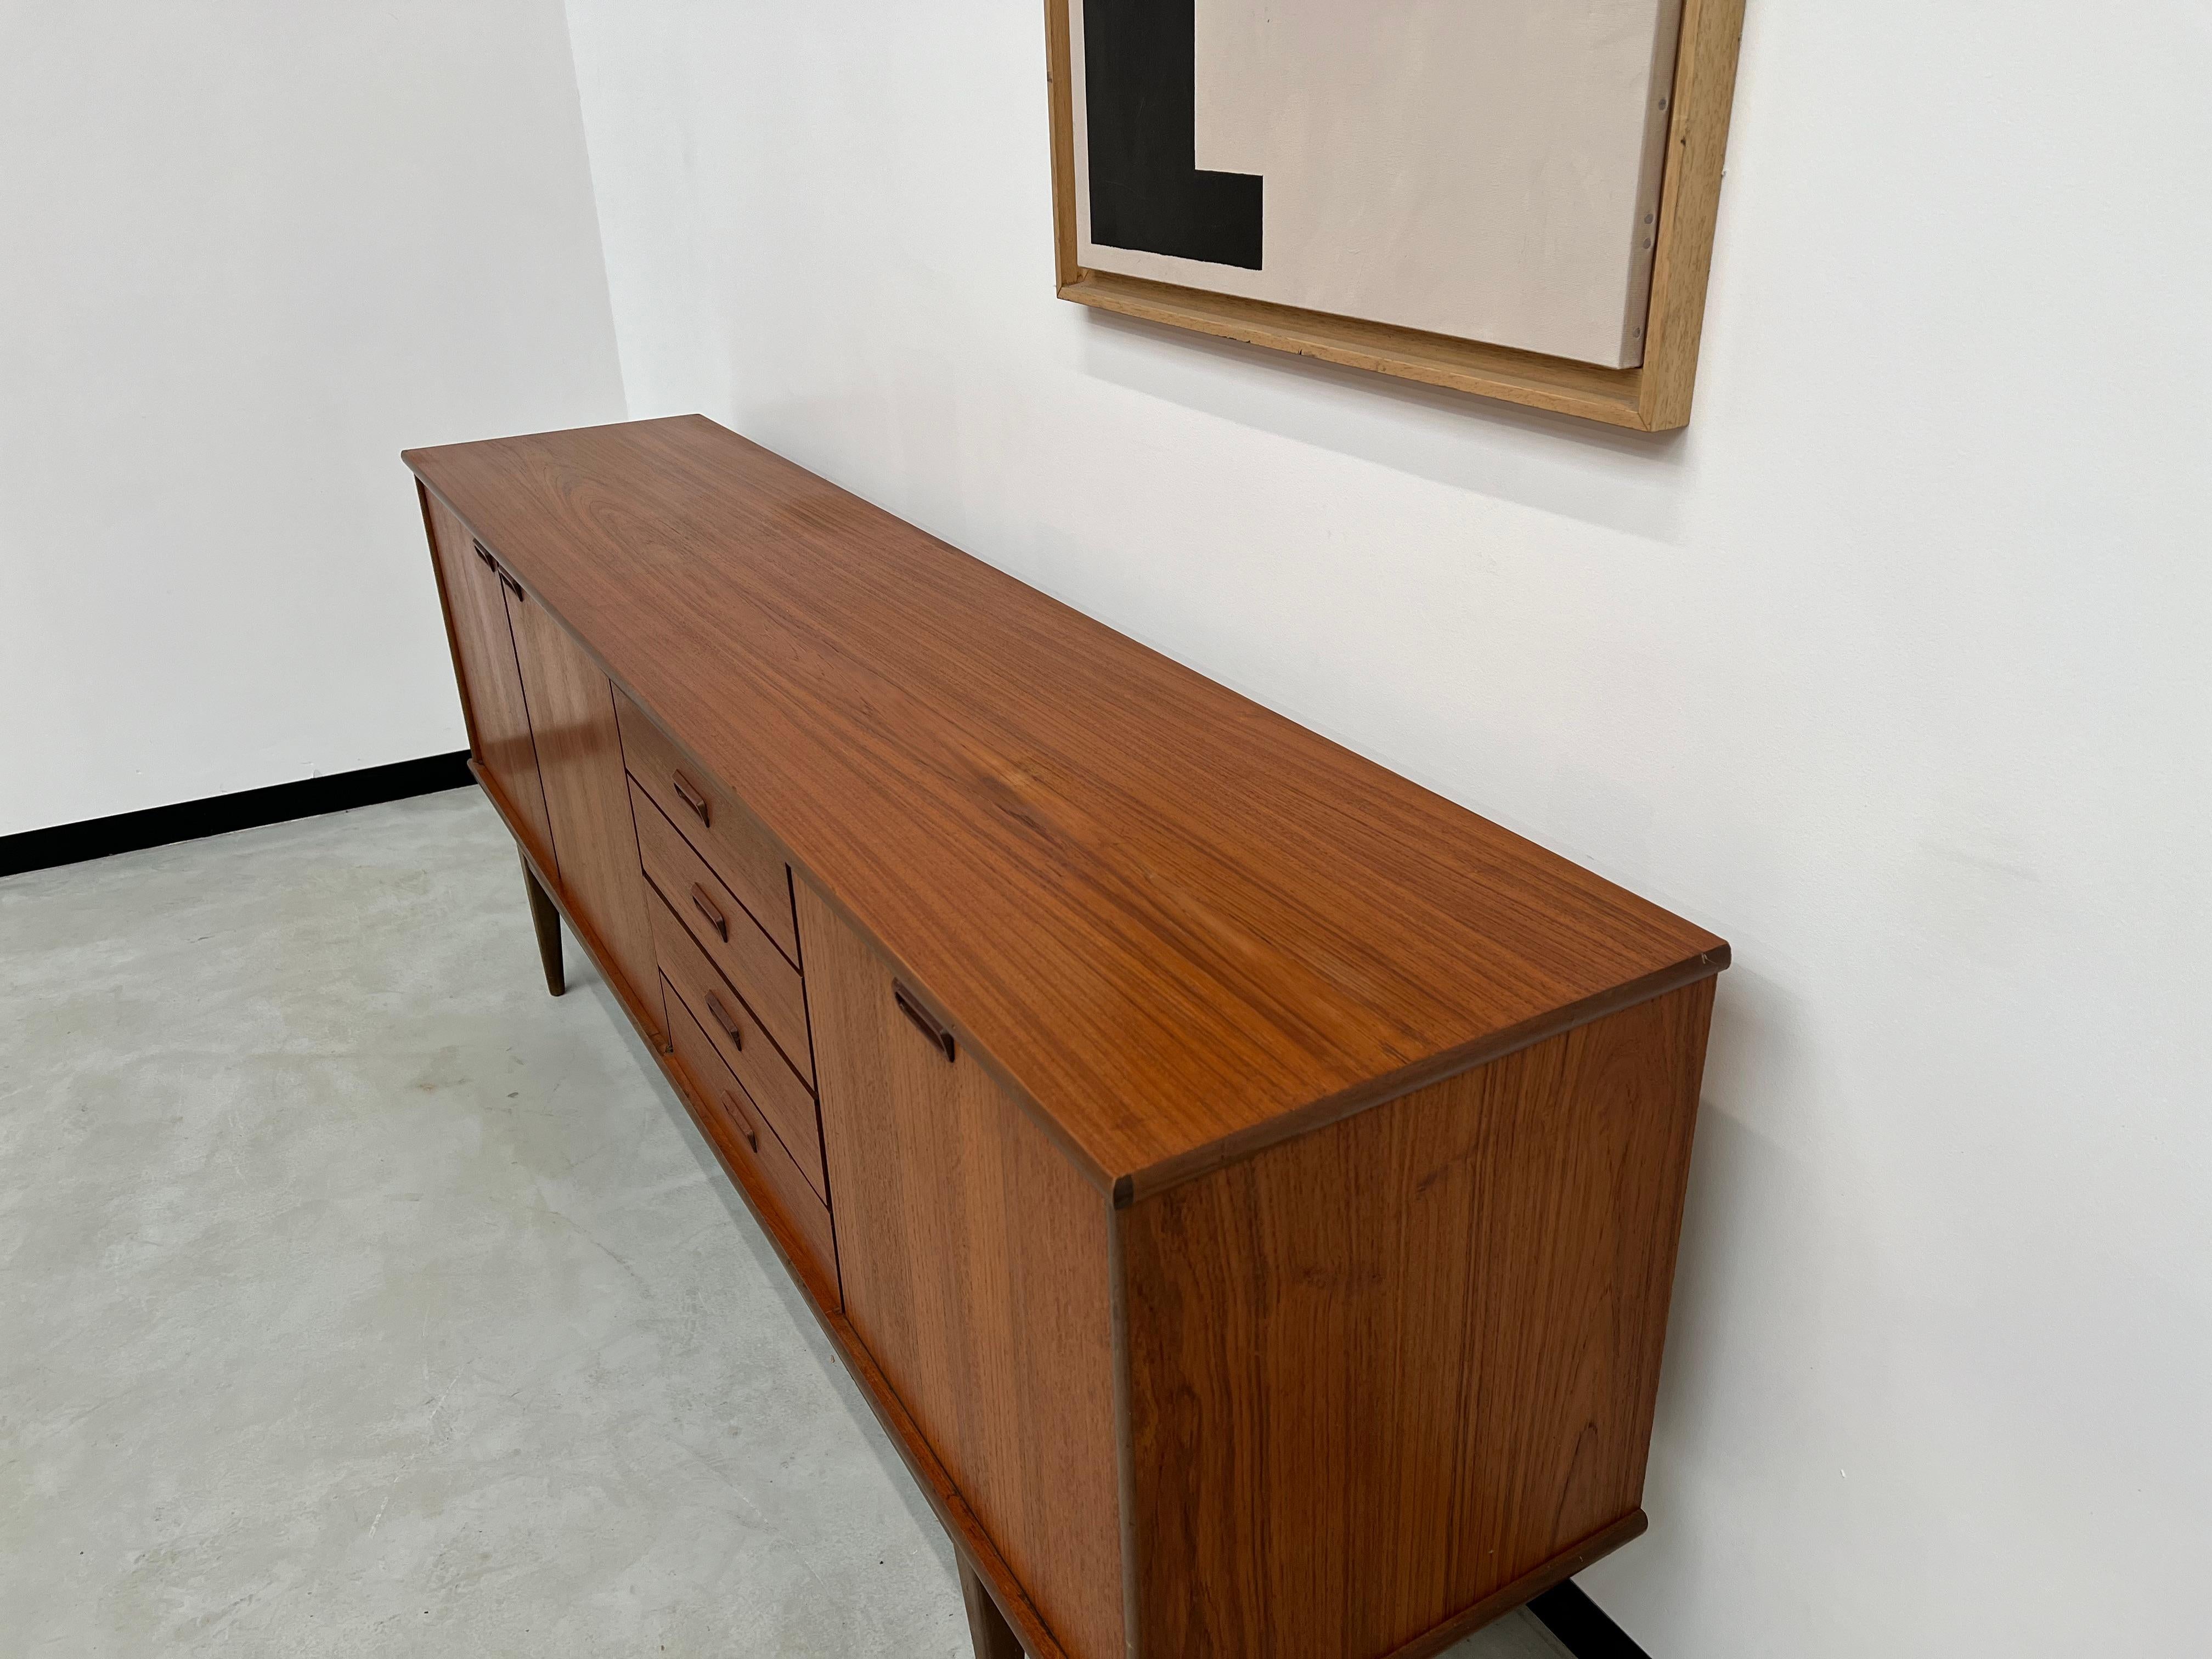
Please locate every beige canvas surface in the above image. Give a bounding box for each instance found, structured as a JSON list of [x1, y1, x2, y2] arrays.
[[1071, 0, 1685, 369]]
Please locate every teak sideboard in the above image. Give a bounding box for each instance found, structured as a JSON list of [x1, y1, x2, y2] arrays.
[[404, 416, 1728, 1659]]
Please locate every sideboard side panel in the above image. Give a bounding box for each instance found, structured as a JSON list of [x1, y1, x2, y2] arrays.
[[795, 879, 1127, 1659], [1121, 979, 1716, 1659], [505, 590, 664, 1046]]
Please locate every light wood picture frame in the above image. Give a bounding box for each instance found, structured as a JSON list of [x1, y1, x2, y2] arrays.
[[1043, 0, 1748, 432]]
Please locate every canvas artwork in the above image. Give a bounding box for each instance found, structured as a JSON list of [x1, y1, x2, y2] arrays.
[[1047, 0, 1743, 427]]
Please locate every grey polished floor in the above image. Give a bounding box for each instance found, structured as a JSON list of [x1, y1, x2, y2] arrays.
[[1, 789, 1575, 1658]]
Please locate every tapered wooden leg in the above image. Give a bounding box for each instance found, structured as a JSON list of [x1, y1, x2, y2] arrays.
[[521, 855, 565, 996], [959, 1556, 1025, 1659]]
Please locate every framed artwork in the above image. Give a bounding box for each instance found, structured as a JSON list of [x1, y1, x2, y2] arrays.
[[1043, 0, 1747, 430]]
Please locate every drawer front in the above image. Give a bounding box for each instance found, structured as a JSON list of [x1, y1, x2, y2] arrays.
[[615, 689, 799, 964], [632, 780, 813, 1080], [652, 888, 826, 1203], [664, 984, 838, 1304]]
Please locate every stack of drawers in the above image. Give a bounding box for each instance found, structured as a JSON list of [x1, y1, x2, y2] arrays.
[[614, 690, 838, 1300]]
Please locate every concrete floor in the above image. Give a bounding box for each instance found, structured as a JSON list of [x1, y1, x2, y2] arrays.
[[1, 789, 1573, 1658]]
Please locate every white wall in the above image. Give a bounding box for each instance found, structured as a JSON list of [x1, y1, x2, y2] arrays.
[[563, 2, 2212, 1652], [0, 0, 624, 837]]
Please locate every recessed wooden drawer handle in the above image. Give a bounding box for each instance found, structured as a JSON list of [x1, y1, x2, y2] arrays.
[[704, 991, 743, 1049], [721, 1090, 759, 1152], [894, 981, 956, 1063], [690, 884, 729, 941], [500, 571, 526, 603], [473, 540, 497, 573], [671, 770, 712, 825]]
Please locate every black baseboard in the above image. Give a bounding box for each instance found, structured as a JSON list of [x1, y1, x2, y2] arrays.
[[1530, 1581, 1652, 1659], [0, 752, 475, 879]]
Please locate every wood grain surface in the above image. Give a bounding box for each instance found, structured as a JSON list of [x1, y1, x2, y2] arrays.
[[1119, 980, 1714, 1658], [616, 686, 800, 964], [651, 885, 826, 1202], [496, 778, 671, 1053], [799, 879, 1126, 1659], [407, 417, 1726, 1198], [1638, 0, 1748, 430], [504, 583, 664, 1044], [466, 735, 1074, 1659], [633, 780, 811, 1077], [664, 983, 838, 1298], [1376, 1511, 1648, 1659], [420, 486, 555, 870], [961, 1556, 1029, 1659]]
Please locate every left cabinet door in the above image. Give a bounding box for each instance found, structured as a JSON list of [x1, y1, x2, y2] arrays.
[[503, 578, 667, 1047], [421, 487, 556, 870]]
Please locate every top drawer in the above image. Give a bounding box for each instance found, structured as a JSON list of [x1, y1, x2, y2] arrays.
[[614, 688, 799, 964]]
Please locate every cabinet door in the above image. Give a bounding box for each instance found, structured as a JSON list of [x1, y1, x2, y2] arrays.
[[504, 583, 664, 1045], [421, 487, 555, 868], [794, 879, 1126, 1659]]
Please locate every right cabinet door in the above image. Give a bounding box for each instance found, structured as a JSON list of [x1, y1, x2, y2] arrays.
[[793, 881, 1127, 1659], [422, 487, 555, 869]]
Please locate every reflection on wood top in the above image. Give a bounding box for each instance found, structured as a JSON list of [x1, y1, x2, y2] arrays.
[[404, 416, 1726, 1199]]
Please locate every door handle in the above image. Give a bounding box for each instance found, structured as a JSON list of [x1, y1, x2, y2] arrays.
[[721, 1090, 759, 1152], [690, 884, 729, 941], [704, 991, 743, 1049], [894, 981, 956, 1063], [672, 771, 712, 826]]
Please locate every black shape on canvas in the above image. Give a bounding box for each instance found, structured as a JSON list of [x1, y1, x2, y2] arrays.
[[1082, 0, 1263, 269]]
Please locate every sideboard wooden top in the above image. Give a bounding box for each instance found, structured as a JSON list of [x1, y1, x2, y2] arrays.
[[404, 416, 1726, 1199]]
